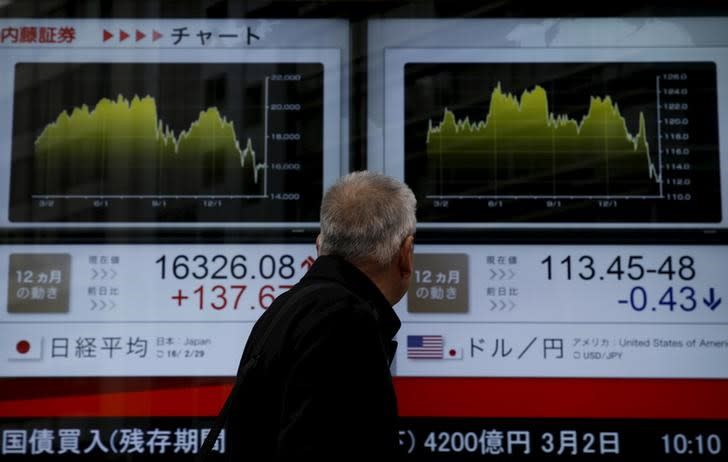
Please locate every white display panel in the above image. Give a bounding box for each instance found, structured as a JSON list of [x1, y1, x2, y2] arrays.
[[0, 19, 349, 228], [1, 244, 318, 376], [2, 244, 725, 378], [394, 244, 727, 378], [368, 18, 728, 229]]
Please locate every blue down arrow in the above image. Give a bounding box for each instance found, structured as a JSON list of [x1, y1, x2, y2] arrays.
[[703, 288, 722, 310]]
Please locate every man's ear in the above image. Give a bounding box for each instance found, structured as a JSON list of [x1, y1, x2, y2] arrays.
[[315, 234, 322, 256], [398, 235, 415, 278]]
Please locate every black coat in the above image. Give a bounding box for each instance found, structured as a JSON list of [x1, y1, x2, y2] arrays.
[[226, 255, 402, 461]]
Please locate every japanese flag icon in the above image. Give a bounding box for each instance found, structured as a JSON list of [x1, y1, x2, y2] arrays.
[[443, 338, 464, 360], [6, 336, 44, 361]]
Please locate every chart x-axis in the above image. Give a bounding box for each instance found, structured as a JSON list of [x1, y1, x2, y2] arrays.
[[32, 195, 270, 199], [426, 195, 665, 200]]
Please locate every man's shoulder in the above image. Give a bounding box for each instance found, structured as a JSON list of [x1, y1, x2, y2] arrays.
[[268, 280, 379, 345]]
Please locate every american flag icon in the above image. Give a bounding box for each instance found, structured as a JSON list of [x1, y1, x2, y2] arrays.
[[407, 335, 444, 359]]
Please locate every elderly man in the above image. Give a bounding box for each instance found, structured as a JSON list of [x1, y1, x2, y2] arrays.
[[225, 171, 416, 461]]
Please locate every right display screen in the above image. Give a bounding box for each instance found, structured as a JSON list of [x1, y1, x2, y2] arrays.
[[369, 18, 728, 229], [404, 62, 720, 223]]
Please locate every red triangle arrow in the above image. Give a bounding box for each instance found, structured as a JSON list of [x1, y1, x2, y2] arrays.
[[152, 30, 163, 41], [103, 29, 113, 42], [119, 29, 129, 42], [135, 30, 146, 41]]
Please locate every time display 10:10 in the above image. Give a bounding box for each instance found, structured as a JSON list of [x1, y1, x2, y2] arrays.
[[662, 433, 722, 455]]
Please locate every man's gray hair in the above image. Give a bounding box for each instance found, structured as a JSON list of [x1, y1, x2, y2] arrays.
[[319, 171, 416, 266]]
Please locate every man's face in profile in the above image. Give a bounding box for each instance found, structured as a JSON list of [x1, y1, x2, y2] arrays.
[[395, 235, 415, 303]]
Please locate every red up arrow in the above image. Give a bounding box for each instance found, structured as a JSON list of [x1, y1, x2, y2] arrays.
[[300, 256, 316, 272], [102, 29, 113, 42], [119, 29, 129, 42], [136, 30, 146, 41], [152, 30, 163, 41]]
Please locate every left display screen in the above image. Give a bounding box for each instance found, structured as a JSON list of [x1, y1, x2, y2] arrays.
[[10, 62, 323, 222], [0, 19, 348, 228]]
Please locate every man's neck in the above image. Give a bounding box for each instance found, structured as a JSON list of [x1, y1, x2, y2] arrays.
[[353, 261, 399, 306]]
